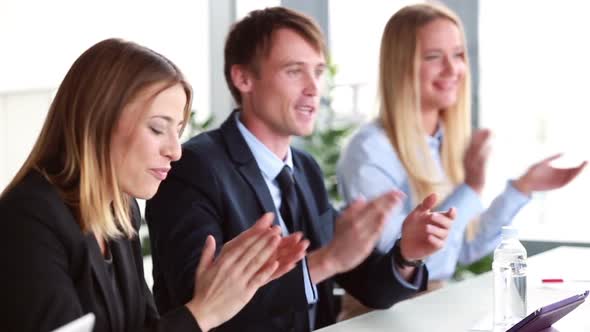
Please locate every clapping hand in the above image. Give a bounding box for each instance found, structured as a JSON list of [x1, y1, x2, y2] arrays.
[[399, 193, 456, 262], [308, 191, 405, 284], [512, 154, 587, 196], [464, 129, 492, 194], [186, 213, 309, 331]]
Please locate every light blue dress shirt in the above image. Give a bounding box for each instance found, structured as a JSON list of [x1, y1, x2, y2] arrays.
[[235, 114, 318, 306], [337, 121, 530, 280]]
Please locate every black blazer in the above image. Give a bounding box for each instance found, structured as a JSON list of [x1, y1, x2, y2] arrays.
[[146, 112, 428, 332], [0, 172, 200, 332]]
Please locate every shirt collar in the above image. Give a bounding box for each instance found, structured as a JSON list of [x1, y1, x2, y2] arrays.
[[234, 112, 294, 180], [426, 122, 445, 149]]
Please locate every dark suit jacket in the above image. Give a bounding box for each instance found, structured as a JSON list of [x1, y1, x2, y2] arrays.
[[0, 172, 200, 332], [146, 112, 428, 331]]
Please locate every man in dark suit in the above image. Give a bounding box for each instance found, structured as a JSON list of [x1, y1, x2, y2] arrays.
[[146, 7, 456, 331]]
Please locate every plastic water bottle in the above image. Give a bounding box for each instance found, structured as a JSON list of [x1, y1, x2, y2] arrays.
[[493, 226, 527, 330]]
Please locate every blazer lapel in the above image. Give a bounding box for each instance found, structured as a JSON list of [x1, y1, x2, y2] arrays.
[[292, 156, 323, 248], [238, 162, 279, 218], [219, 111, 279, 224], [110, 238, 140, 330], [85, 235, 118, 329]]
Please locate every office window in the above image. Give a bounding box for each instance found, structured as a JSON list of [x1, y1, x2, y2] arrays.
[[236, 0, 280, 19], [479, 1, 590, 243], [328, 0, 419, 120], [0, 0, 209, 111]]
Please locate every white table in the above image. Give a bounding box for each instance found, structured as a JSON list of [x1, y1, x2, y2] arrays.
[[317, 246, 590, 332]]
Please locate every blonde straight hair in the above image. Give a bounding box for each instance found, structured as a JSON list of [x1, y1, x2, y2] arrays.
[[378, 3, 471, 203], [1, 39, 192, 240]]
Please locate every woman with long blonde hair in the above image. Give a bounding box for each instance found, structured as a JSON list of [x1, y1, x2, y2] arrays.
[[338, 3, 585, 288], [0, 38, 308, 331]]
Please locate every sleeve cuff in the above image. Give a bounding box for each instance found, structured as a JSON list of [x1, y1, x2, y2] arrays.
[[162, 306, 203, 332], [390, 256, 424, 291], [441, 184, 484, 224], [448, 183, 484, 214], [492, 181, 531, 220], [507, 180, 533, 200]]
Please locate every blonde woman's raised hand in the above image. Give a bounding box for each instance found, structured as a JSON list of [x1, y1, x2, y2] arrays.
[[513, 154, 587, 196], [463, 128, 492, 194]]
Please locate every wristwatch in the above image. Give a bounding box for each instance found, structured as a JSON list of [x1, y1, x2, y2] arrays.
[[393, 239, 424, 268]]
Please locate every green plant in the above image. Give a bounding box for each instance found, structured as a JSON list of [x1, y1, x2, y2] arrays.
[[300, 125, 355, 203], [141, 233, 151, 257], [186, 110, 215, 139], [453, 254, 493, 281]]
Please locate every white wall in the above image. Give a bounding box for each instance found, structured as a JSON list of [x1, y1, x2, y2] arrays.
[[0, 1, 209, 109], [480, 1, 590, 243], [0, 98, 4, 187], [0, 91, 54, 189], [0, 0, 210, 191]]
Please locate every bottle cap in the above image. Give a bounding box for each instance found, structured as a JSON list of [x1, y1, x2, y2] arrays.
[[501, 226, 518, 239]]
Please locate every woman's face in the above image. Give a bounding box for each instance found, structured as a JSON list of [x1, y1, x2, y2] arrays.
[[417, 18, 466, 112], [111, 83, 187, 199]]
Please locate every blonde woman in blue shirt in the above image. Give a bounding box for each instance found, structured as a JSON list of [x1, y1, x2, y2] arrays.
[[337, 2, 586, 299]]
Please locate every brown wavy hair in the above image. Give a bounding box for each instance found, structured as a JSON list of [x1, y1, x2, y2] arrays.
[[1, 38, 193, 240]]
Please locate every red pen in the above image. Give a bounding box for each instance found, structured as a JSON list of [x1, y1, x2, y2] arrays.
[[542, 278, 590, 283]]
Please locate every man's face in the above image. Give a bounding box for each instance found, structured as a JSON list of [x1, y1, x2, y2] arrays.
[[239, 28, 326, 143]]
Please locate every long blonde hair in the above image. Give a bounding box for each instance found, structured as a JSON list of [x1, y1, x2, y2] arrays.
[[378, 3, 471, 203], [1, 39, 192, 240]]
